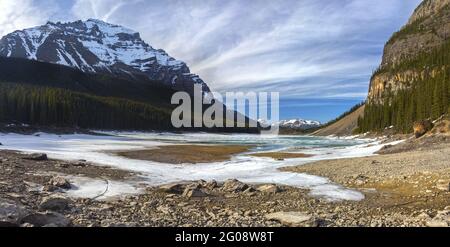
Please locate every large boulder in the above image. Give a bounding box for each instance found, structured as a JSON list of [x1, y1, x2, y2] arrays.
[[182, 188, 209, 199], [0, 199, 29, 227], [265, 211, 319, 227], [204, 180, 218, 190], [39, 197, 71, 212], [431, 120, 450, 135], [222, 179, 250, 193], [413, 120, 434, 138], [48, 177, 71, 190], [23, 153, 48, 161], [20, 212, 72, 227], [158, 183, 186, 194], [257, 184, 281, 194]]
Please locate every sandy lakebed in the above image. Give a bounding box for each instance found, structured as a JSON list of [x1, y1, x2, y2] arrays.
[[0, 132, 449, 227]]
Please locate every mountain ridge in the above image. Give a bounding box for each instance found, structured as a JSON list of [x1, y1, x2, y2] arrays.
[[258, 118, 322, 130], [0, 19, 210, 94], [359, 0, 450, 133]]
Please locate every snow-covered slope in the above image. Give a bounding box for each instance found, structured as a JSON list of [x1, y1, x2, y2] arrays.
[[259, 119, 322, 130], [0, 19, 209, 93], [278, 119, 322, 130]]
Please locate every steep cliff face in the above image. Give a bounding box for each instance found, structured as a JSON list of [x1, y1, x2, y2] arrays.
[[359, 0, 450, 133], [408, 0, 450, 24], [368, 0, 450, 103]]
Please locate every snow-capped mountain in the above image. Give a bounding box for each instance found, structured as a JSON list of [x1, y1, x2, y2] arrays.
[[259, 119, 322, 130], [278, 119, 322, 129], [0, 19, 209, 93]]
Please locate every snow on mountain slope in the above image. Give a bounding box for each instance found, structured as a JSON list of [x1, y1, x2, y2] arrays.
[[259, 118, 322, 130], [0, 19, 209, 93], [278, 119, 322, 129]]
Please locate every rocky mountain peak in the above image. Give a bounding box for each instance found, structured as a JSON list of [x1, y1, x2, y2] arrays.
[[0, 19, 210, 94], [259, 119, 322, 130], [368, 0, 450, 104], [408, 0, 450, 25]]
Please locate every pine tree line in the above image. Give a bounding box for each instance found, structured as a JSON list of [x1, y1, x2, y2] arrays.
[[357, 39, 450, 133], [0, 82, 173, 130], [358, 67, 450, 133]]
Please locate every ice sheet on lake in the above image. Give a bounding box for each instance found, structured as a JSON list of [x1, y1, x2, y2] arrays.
[[65, 176, 142, 200], [0, 132, 397, 201]]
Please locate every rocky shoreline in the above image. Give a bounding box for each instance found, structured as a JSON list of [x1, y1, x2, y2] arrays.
[[1, 144, 449, 227]]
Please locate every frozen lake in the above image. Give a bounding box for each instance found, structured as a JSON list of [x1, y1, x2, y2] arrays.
[[0, 132, 394, 201]]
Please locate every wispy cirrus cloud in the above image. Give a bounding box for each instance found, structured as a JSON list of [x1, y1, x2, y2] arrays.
[[67, 0, 421, 99], [0, 0, 58, 37], [1, 0, 422, 101]]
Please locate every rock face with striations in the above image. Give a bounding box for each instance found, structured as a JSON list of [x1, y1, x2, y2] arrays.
[[0, 19, 210, 94], [368, 0, 450, 103]]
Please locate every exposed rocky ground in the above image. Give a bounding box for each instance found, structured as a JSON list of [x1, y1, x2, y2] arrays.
[[283, 138, 450, 227], [1, 147, 449, 227]]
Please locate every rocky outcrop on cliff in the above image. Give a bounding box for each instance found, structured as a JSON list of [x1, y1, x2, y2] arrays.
[[408, 0, 450, 25], [356, 0, 450, 133], [368, 0, 450, 104], [382, 0, 450, 67]]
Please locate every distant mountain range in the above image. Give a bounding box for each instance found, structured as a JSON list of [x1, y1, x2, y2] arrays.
[[0, 19, 209, 94], [259, 119, 322, 130]]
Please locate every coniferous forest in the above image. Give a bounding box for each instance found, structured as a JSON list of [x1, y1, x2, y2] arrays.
[[0, 57, 257, 133], [0, 82, 172, 130], [357, 39, 450, 134]]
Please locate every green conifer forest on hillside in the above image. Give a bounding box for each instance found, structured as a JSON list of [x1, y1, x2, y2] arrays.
[[357, 40, 450, 133]]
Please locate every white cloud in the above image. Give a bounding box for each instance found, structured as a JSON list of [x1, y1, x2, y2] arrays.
[[71, 0, 141, 22], [2, 0, 423, 100], [0, 0, 55, 37], [68, 0, 421, 99]]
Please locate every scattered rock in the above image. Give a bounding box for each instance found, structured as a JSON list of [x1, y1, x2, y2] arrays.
[[223, 179, 249, 193], [43, 185, 60, 192], [48, 177, 71, 190], [243, 187, 257, 196], [436, 180, 449, 192], [156, 205, 172, 215], [426, 219, 449, 227], [23, 153, 48, 161], [182, 188, 209, 199], [204, 180, 218, 190], [353, 175, 369, 186], [57, 163, 70, 168], [39, 197, 71, 212], [72, 161, 88, 167], [21, 212, 71, 227], [265, 212, 318, 227], [257, 184, 281, 194], [159, 183, 185, 194], [417, 212, 431, 219]]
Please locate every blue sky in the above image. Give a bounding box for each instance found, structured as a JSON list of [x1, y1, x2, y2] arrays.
[[0, 0, 422, 122]]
